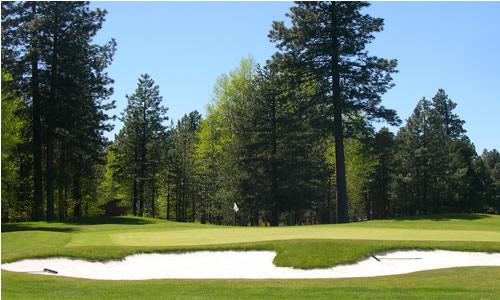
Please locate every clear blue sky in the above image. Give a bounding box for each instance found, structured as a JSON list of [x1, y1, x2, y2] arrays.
[[91, 1, 500, 152]]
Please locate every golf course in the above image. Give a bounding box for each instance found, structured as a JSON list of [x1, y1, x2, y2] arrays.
[[3, 213, 500, 299], [2, 1, 500, 299]]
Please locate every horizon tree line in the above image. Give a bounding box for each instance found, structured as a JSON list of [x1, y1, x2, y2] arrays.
[[2, 1, 499, 224]]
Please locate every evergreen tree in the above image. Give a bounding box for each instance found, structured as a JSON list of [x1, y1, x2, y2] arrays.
[[2, 1, 44, 220], [392, 92, 477, 215], [475, 150, 500, 212], [368, 128, 395, 219], [432, 89, 465, 139], [2, 1, 116, 220], [115, 74, 168, 216], [393, 98, 448, 215], [1, 73, 27, 220], [160, 111, 202, 221], [235, 61, 330, 225], [269, 2, 399, 223]]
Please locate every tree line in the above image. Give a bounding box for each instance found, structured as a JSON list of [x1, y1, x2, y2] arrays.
[[2, 2, 499, 224], [2, 1, 115, 221]]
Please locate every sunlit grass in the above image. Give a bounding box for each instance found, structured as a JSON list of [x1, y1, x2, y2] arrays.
[[3, 267, 500, 300], [2, 213, 500, 299]]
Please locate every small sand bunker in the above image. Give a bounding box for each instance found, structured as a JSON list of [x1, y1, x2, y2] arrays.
[[2, 250, 500, 280]]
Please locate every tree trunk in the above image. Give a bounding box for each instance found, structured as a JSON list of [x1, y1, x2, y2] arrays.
[[31, 2, 43, 221], [139, 179, 144, 216], [73, 172, 82, 218], [331, 2, 349, 223], [175, 176, 181, 221], [132, 177, 137, 216], [327, 178, 332, 223], [166, 181, 170, 220], [270, 207, 279, 226], [270, 93, 279, 226], [191, 182, 196, 221], [57, 158, 65, 220], [57, 146, 67, 220], [46, 16, 59, 221], [57, 184, 65, 220], [380, 158, 387, 219], [151, 177, 156, 218], [132, 146, 138, 216], [139, 103, 147, 217]]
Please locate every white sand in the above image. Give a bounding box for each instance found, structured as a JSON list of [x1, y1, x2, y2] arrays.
[[2, 250, 500, 280]]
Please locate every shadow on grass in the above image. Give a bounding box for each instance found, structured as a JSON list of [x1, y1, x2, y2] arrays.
[[66, 216, 156, 225], [2, 216, 156, 232], [1, 225, 76, 233], [394, 213, 492, 222]]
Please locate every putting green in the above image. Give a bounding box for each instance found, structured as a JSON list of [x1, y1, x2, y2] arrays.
[[54, 214, 500, 247], [105, 227, 500, 247]]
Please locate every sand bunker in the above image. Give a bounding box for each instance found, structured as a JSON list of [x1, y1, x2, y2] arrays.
[[2, 250, 500, 280]]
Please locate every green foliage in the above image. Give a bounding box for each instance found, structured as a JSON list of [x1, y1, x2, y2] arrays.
[[390, 90, 490, 216], [474, 149, 500, 212], [162, 111, 202, 221], [1, 2, 498, 226], [1, 73, 28, 220], [269, 1, 400, 223], [326, 138, 378, 221], [112, 74, 168, 217], [367, 128, 396, 219], [195, 57, 256, 225], [1, 2, 116, 220]]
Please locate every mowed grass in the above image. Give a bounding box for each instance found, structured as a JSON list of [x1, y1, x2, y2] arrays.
[[3, 267, 500, 299], [2, 213, 500, 299], [2, 214, 500, 264]]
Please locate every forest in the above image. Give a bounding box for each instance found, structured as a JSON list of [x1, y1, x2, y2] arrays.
[[2, 1, 499, 225]]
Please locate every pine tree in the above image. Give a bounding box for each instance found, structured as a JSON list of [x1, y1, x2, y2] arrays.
[[2, 1, 44, 220], [394, 98, 449, 215], [116, 74, 168, 216], [432, 89, 465, 139], [368, 128, 395, 219], [168, 111, 202, 221], [269, 2, 399, 223], [2, 1, 116, 220]]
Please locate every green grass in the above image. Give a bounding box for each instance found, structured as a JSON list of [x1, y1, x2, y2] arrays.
[[2, 213, 500, 299], [3, 214, 500, 265], [3, 267, 500, 299]]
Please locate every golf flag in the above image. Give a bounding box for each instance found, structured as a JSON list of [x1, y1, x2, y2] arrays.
[[233, 202, 239, 212]]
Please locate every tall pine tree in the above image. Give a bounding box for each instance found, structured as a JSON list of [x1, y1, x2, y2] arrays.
[[269, 2, 399, 223], [115, 74, 168, 216]]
